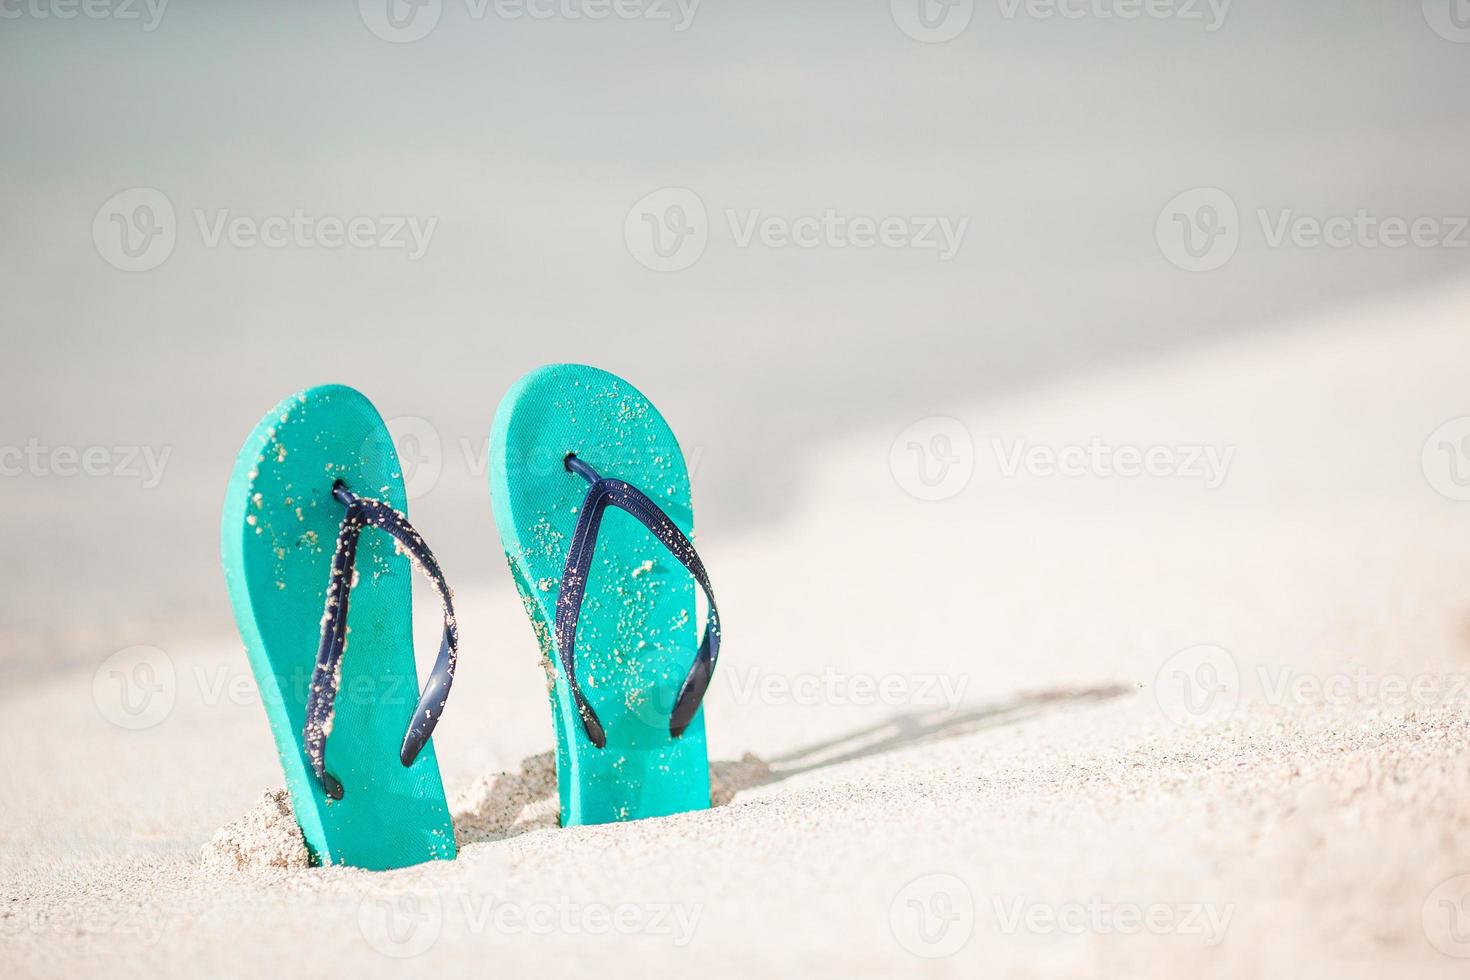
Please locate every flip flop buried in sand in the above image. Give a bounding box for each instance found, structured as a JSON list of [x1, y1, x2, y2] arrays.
[[490, 364, 723, 826], [221, 385, 460, 870]]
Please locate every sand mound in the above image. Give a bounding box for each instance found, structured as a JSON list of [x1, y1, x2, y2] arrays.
[[199, 789, 310, 873], [201, 750, 774, 866], [710, 752, 773, 806], [451, 751, 562, 845], [450, 750, 774, 844]]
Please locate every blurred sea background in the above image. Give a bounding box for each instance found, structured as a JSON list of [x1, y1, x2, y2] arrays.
[[3, 0, 1469, 674]]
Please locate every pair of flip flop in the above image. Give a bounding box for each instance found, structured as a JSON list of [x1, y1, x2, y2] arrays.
[[221, 365, 721, 870]]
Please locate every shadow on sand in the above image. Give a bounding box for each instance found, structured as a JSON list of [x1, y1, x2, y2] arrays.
[[453, 684, 1131, 846]]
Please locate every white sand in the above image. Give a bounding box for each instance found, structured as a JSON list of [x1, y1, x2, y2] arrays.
[[5, 283, 1470, 978], [199, 790, 310, 874]]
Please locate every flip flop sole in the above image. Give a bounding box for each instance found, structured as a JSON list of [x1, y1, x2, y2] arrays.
[[221, 385, 455, 869], [489, 364, 710, 825]]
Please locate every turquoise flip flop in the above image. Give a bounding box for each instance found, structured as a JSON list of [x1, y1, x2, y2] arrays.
[[221, 385, 459, 869], [489, 364, 723, 826]]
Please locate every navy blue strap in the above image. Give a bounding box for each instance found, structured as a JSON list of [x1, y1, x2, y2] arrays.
[[303, 481, 458, 800], [555, 454, 721, 749]]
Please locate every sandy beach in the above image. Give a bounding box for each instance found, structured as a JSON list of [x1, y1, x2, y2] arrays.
[[6, 280, 1470, 977], [6, 5, 1470, 976]]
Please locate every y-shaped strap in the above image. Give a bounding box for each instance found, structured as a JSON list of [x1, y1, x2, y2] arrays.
[[303, 481, 458, 800], [555, 454, 721, 749]]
